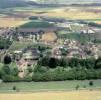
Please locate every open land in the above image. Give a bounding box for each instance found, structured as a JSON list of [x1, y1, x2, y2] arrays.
[[0, 4, 101, 100], [0, 90, 101, 100], [0, 18, 28, 27], [0, 6, 101, 27], [0, 80, 101, 92]]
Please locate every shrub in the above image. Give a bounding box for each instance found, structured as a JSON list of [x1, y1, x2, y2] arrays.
[[13, 86, 17, 91], [89, 81, 94, 87], [75, 85, 80, 90]]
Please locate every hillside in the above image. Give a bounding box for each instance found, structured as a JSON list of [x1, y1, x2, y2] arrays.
[[0, 0, 37, 8], [34, 0, 101, 4]]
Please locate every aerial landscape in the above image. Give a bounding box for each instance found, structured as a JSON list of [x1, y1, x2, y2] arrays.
[[0, 0, 101, 100]]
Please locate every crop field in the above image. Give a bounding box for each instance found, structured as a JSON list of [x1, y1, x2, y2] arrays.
[[0, 91, 101, 100], [41, 32, 57, 42], [0, 18, 28, 27], [44, 7, 101, 20], [13, 6, 101, 20], [0, 6, 101, 27]]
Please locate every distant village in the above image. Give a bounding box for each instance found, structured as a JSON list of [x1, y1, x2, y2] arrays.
[[0, 16, 101, 77]]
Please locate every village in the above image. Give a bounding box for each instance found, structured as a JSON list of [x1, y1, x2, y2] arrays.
[[0, 16, 101, 78]]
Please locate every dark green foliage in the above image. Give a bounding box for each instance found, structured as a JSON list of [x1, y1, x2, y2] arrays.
[[11, 67, 19, 76], [13, 86, 17, 91], [0, 37, 12, 49], [95, 57, 101, 69], [27, 67, 33, 73], [89, 81, 94, 86], [1, 65, 11, 75], [38, 57, 50, 66], [3, 55, 12, 64], [2, 75, 32, 82], [48, 58, 58, 68], [1, 55, 101, 82], [59, 58, 68, 67]]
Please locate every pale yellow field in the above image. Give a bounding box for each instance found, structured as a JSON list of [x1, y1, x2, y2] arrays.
[[0, 18, 28, 27], [41, 32, 57, 42], [42, 7, 101, 20], [94, 21, 101, 24], [0, 90, 101, 100]]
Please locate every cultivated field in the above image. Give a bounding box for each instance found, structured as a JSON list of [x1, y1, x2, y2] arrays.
[[41, 32, 57, 42], [0, 18, 28, 27], [0, 6, 101, 27], [44, 7, 101, 20], [0, 90, 101, 100]]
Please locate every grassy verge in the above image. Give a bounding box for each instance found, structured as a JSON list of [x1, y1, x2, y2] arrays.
[[0, 80, 101, 92]]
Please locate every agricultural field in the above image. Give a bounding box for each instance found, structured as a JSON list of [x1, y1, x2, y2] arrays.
[[43, 6, 101, 20], [41, 32, 57, 42], [0, 18, 28, 27], [0, 91, 101, 100], [0, 6, 101, 27], [12, 6, 101, 20]]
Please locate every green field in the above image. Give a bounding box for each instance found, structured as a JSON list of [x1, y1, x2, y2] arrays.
[[20, 20, 54, 28], [0, 80, 101, 92], [8, 41, 36, 52], [56, 30, 95, 43]]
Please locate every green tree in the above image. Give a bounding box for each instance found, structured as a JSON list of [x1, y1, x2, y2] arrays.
[[48, 58, 58, 68], [3, 55, 12, 65], [95, 57, 101, 69]]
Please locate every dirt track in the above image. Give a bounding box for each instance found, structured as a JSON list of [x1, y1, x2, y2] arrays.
[[0, 90, 101, 100]]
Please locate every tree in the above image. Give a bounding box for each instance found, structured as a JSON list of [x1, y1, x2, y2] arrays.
[[11, 67, 19, 76], [3, 55, 12, 64], [95, 57, 101, 69], [0, 37, 12, 49], [59, 58, 67, 67], [48, 58, 58, 68], [2, 65, 11, 75]]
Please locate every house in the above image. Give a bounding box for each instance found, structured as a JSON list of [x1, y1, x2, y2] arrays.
[[23, 48, 40, 61]]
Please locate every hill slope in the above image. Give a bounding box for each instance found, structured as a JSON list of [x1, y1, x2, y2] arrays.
[[0, 0, 37, 8]]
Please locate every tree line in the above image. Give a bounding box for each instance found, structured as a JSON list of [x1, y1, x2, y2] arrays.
[[0, 55, 101, 82]]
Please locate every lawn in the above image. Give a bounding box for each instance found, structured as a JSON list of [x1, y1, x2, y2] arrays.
[[0, 80, 101, 92]]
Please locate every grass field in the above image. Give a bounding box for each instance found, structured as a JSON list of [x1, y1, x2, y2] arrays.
[[0, 80, 101, 100], [20, 20, 54, 28], [8, 41, 36, 52], [0, 80, 101, 92], [0, 91, 101, 100]]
